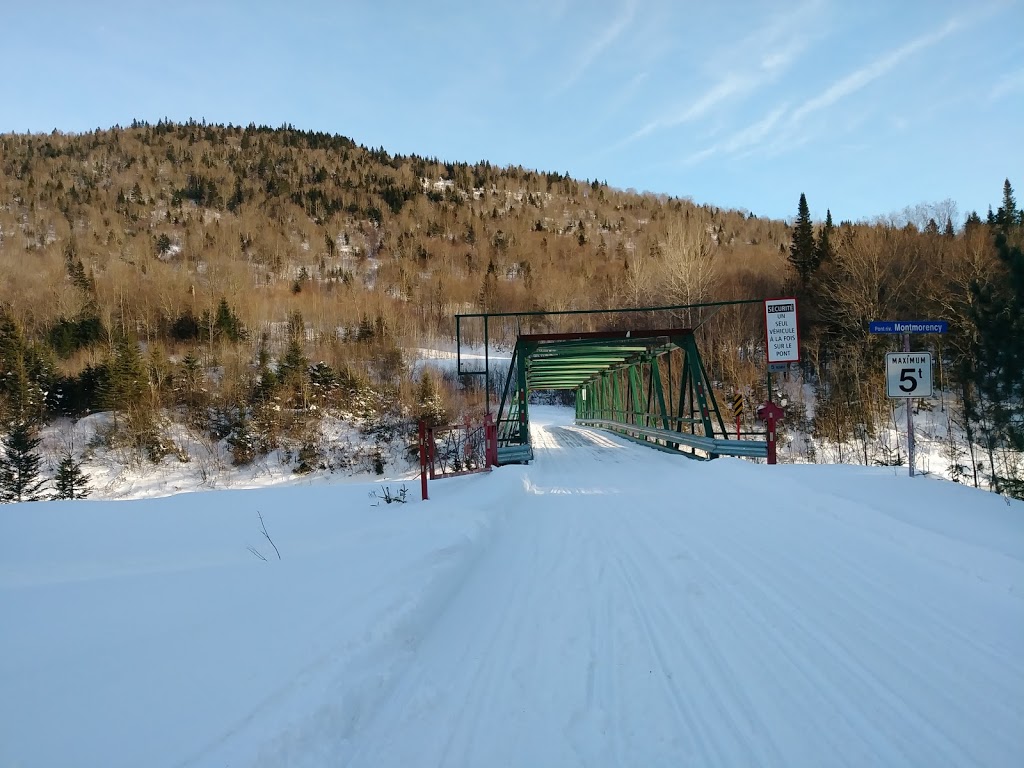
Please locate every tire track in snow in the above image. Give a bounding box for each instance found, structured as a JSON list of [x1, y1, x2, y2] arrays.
[[606, 540, 727, 765], [705, 536, 967, 765], [248, 412, 1023, 766], [541, 417, 1023, 767], [629, 494, 926, 765], [641, 489, 1010, 768], [713, 531, 1012, 766], [711, 482, 1024, 765], [228, 482, 519, 768], [340, 496, 590, 767], [609, 515, 788, 767]]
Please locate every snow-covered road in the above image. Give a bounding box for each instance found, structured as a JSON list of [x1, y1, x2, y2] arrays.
[[2, 406, 1022, 767], [340, 414, 1024, 767]]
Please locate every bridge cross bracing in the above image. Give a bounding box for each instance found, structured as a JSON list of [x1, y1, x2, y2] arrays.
[[454, 303, 769, 465]]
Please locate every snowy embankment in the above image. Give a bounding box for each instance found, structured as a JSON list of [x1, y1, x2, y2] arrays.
[[2, 406, 1023, 767]]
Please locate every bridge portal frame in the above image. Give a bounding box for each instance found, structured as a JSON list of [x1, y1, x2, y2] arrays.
[[454, 301, 767, 463]]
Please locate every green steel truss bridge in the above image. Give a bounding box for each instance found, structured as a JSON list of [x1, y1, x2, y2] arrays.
[[454, 302, 770, 465]]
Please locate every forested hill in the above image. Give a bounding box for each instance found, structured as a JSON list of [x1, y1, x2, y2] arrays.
[[0, 119, 796, 343], [0, 121, 1021, 495]]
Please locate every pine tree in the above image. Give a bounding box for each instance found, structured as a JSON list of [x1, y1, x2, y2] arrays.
[[0, 312, 53, 427], [969, 231, 1024, 494], [227, 413, 258, 465], [309, 361, 338, 405], [995, 178, 1018, 234], [156, 233, 172, 255], [356, 314, 375, 342], [214, 297, 243, 342], [815, 209, 834, 266], [102, 335, 161, 458], [416, 371, 448, 427], [53, 449, 91, 500], [103, 336, 148, 413], [788, 193, 817, 286], [0, 422, 46, 503], [278, 334, 310, 408]]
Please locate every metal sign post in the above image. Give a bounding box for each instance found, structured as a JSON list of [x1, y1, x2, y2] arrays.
[[872, 320, 943, 477], [904, 333, 915, 478], [730, 394, 743, 439]]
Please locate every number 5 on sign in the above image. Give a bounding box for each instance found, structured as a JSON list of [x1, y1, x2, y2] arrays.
[[885, 352, 933, 398]]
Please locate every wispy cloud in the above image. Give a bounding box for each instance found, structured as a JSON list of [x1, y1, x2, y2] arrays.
[[732, 9, 985, 163], [613, 0, 823, 150], [600, 70, 650, 118], [553, 0, 638, 95], [990, 67, 1024, 100], [684, 104, 789, 165], [626, 74, 747, 144], [789, 16, 964, 126]]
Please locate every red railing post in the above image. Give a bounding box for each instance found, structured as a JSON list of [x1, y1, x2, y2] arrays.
[[484, 413, 497, 467], [418, 419, 429, 500], [756, 401, 783, 465], [428, 426, 437, 480]]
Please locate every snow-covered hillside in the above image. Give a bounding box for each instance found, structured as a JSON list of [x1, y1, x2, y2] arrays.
[[2, 406, 1022, 767]]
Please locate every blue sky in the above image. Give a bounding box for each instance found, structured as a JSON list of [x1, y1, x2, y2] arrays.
[[5, 0, 1022, 222]]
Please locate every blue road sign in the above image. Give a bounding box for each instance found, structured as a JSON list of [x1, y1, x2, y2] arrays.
[[869, 320, 948, 334]]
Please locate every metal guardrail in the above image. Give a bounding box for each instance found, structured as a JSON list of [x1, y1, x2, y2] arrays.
[[497, 444, 534, 464], [428, 422, 490, 478], [575, 419, 768, 459]]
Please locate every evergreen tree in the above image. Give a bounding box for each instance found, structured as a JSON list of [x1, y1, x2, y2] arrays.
[[356, 314, 375, 342], [815, 209, 834, 266], [479, 259, 500, 310], [102, 335, 161, 458], [415, 371, 448, 427], [278, 334, 310, 408], [155, 233, 172, 255], [788, 193, 817, 286], [944, 216, 955, 237], [214, 297, 243, 342], [969, 231, 1024, 494], [53, 448, 91, 500], [0, 422, 46, 503], [309, 361, 338, 406], [176, 352, 206, 416], [227, 412, 258, 465], [0, 309, 56, 427], [995, 178, 1018, 234], [253, 334, 279, 402], [102, 336, 149, 417]]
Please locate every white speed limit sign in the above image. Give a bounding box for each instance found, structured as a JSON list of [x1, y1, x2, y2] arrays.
[[885, 352, 933, 397]]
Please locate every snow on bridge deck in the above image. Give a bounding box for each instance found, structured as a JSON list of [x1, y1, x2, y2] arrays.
[[340, 408, 1023, 767]]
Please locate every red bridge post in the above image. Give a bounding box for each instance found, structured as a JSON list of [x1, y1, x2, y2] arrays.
[[418, 419, 429, 500], [484, 413, 497, 467], [757, 401, 784, 465]]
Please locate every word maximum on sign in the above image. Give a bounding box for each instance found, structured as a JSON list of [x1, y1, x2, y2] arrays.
[[885, 352, 933, 398], [764, 297, 800, 364]]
